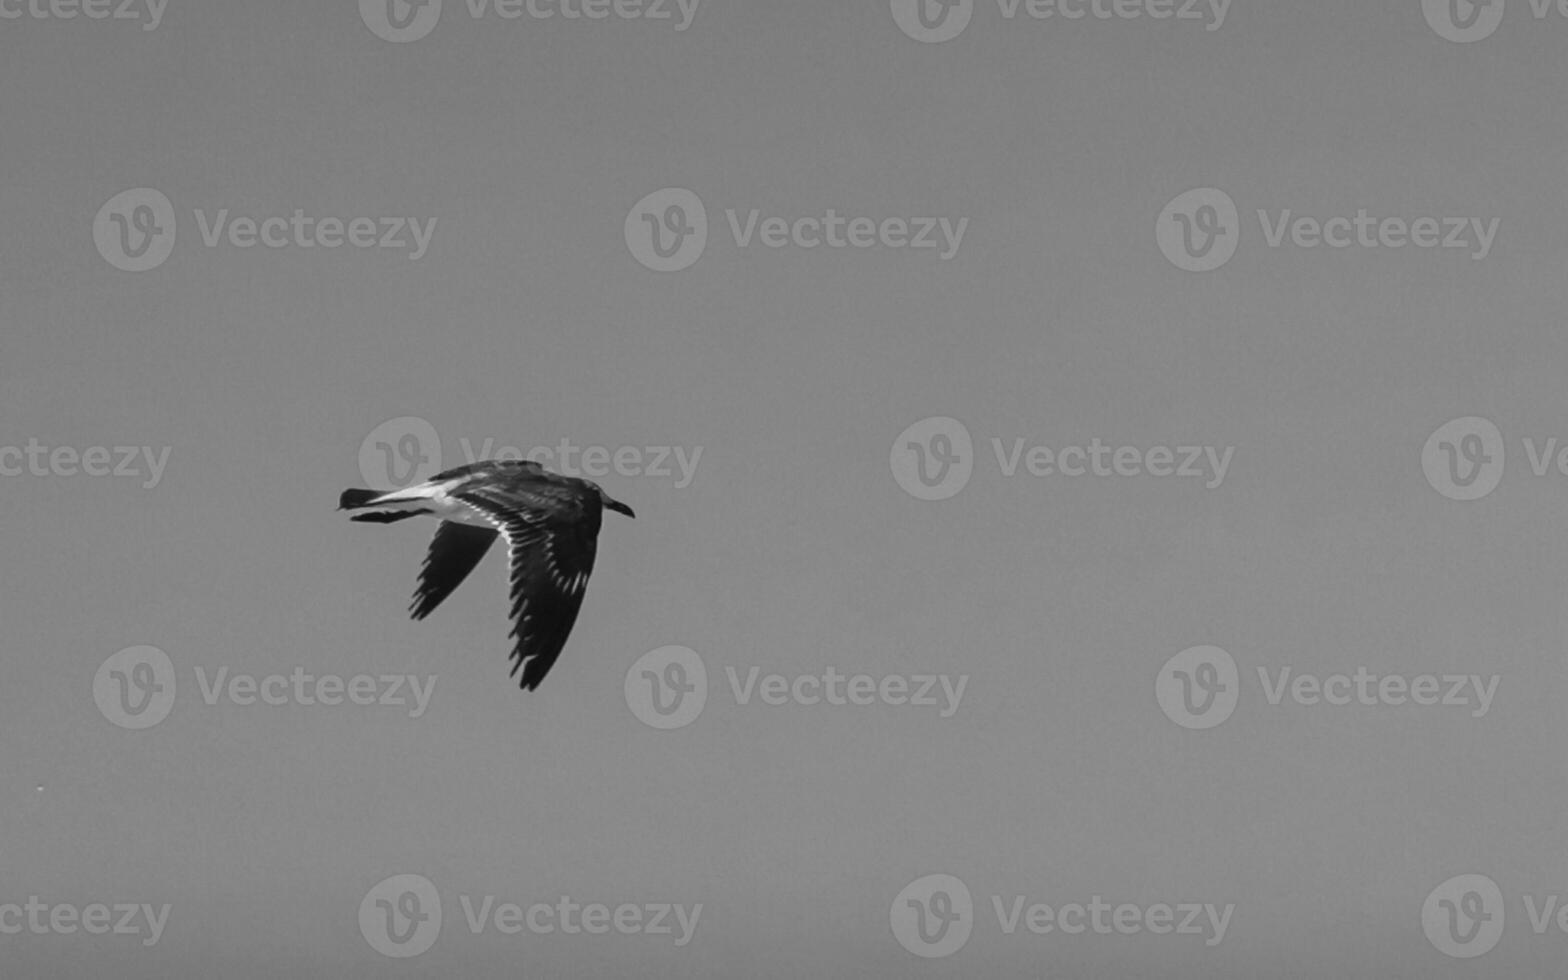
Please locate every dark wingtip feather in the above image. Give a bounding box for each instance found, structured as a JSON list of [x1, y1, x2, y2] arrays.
[[408, 522, 498, 622]]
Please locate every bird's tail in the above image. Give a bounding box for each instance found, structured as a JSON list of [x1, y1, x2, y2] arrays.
[[339, 488, 381, 510], [339, 487, 432, 523], [349, 510, 427, 523]]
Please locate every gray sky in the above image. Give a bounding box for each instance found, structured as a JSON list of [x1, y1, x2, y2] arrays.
[[4, 0, 1568, 975]]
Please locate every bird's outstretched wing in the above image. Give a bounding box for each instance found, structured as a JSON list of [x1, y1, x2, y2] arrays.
[[458, 480, 602, 691], [410, 521, 499, 620]]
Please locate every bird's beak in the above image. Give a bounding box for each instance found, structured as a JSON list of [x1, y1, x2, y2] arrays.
[[605, 496, 635, 519]]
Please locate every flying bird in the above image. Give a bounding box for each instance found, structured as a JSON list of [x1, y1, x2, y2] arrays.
[[339, 459, 634, 691]]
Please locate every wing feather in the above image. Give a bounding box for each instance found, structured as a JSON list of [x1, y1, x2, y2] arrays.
[[410, 522, 499, 620], [457, 482, 603, 691]]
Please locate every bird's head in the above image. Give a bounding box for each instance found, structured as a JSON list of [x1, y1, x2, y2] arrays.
[[594, 484, 635, 518]]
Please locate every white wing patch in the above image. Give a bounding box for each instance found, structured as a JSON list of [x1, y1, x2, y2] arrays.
[[367, 477, 462, 505]]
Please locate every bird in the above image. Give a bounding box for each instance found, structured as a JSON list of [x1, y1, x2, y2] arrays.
[[339, 458, 634, 691]]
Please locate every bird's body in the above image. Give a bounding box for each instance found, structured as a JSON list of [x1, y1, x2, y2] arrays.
[[339, 459, 634, 691]]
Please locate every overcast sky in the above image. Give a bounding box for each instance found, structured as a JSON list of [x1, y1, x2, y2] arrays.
[[4, 0, 1568, 976]]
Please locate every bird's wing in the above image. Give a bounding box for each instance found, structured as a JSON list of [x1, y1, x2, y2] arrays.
[[457, 481, 600, 691], [431, 458, 545, 484], [410, 521, 500, 621]]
